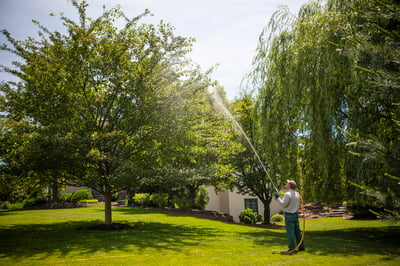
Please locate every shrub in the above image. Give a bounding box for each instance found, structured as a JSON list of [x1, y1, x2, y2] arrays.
[[59, 193, 72, 203], [150, 193, 168, 208], [0, 201, 10, 209], [2, 198, 38, 210], [71, 189, 94, 203], [22, 198, 36, 208], [194, 186, 209, 210], [271, 214, 284, 223], [132, 193, 151, 207], [78, 199, 99, 203], [7, 202, 24, 211], [174, 197, 191, 212], [239, 208, 258, 224]]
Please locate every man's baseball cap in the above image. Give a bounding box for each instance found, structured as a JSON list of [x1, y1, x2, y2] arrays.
[[287, 180, 296, 189]]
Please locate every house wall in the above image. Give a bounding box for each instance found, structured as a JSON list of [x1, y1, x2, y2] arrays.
[[205, 186, 282, 223], [206, 187, 221, 212], [206, 187, 230, 214], [228, 189, 258, 223], [220, 190, 230, 214]]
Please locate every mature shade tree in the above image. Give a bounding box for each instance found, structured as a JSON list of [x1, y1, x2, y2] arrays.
[[0, 0, 200, 226]]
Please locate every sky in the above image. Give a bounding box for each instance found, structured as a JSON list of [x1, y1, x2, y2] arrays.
[[0, 0, 306, 100]]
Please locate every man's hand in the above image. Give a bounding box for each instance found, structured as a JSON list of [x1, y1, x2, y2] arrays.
[[275, 192, 279, 199]]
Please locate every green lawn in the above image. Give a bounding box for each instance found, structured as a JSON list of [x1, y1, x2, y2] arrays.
[[0, 206, 399, 265]]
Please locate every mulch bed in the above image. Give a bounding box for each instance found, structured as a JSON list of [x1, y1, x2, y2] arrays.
[[301, 203, 354, 220], [162, 208, 286, 229], [161, 204, 356, 229]]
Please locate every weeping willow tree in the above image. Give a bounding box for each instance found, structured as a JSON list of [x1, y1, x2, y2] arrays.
[[249, 1, 351, 204], [248, 7, 301, 198], [290, 1, 353, 204], [248, 0, 400, 218]]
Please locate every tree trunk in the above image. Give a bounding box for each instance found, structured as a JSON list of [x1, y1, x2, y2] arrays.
[[51, 182, 58, 203], [262, 198, 271, 225], [104, 191, 112, 227]]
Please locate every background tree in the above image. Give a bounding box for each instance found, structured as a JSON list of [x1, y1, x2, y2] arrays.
[[143, 83, 244, 209], [340, 0, 400, 219], [0, 120, 48, 203], [230, 91, 277, 224]]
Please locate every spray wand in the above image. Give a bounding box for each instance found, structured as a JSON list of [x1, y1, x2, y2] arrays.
[[251, 148, 279, 194]]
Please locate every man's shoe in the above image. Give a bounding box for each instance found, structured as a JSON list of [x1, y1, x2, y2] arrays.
[[280, 249, 297, 255]]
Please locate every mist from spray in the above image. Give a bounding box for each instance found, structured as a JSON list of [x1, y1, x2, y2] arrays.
[[208, 87, 279, 193]]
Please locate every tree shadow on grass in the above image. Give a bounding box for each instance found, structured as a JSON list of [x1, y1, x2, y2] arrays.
[[113, 207, 197, 217], [112, 207, 168, 215], [0, 220, 221, 261], [0, 209, 24, 216], [241, 226, 400, 257], [305, 227, 400, 256]]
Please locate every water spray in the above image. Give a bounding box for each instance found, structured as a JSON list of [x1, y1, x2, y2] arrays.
[[208, 87, 279, 194]]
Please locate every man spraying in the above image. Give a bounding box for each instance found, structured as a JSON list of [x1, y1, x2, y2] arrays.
[[275, 180, 305, 253]]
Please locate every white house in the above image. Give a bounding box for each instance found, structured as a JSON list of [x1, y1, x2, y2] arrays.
[[205, 186, 282, 223]]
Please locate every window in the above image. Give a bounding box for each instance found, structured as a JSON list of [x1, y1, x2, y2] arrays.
[[244, 198, 258, 214]]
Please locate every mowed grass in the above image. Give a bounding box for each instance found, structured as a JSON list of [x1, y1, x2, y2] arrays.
[[0, 206, 399, 265]]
